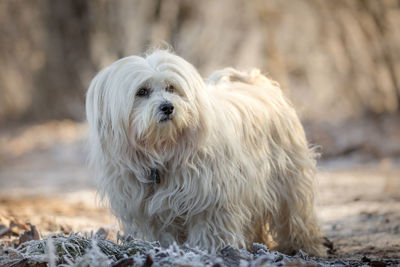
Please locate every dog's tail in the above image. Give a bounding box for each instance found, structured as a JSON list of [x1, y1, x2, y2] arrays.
[[207, 68, 277, 87]]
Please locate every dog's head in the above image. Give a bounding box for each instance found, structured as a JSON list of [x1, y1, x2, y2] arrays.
[[86, 50, 210, 158]]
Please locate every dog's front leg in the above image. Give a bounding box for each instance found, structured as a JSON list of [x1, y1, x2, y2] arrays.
[[185, 211, 246, 253]]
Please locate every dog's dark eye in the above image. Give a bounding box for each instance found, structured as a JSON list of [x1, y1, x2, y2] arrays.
[[136, 87, 150, 97], [166, 85, 174, 93]]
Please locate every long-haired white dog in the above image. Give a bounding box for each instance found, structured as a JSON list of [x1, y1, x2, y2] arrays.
[[86, 50, 324, 255]]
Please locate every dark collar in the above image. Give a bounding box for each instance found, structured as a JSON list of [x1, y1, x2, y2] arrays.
[[151, 168, 160, 184]]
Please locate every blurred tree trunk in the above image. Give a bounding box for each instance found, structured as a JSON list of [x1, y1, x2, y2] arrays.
[[0, 0, 95, 123], [32, 0, 94, 121]]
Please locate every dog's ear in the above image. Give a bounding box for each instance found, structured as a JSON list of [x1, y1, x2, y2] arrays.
[[86, 65, 133, 161]]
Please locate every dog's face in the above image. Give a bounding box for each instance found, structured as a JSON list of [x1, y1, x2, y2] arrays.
[[87, 51, 208, 155], [129, 68, 195, 148]]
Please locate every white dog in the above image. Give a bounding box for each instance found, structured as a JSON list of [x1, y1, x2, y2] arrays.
[[86, 50, 324, 255]]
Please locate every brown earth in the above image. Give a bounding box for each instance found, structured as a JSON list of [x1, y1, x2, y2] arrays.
[[0, 121, 399, 262]]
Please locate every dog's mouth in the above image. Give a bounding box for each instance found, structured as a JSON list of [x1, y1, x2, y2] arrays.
[[159, 115, 173, 123]]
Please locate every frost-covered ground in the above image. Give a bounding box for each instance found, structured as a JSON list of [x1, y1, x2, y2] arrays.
[[1, 233, 386, 266], [0, 121, 400, 266]]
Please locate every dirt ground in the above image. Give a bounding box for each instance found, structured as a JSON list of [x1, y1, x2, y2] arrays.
[[0, 121, 399, 263]]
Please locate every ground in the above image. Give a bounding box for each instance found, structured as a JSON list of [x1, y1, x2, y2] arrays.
[[0, 121, 399, 265]]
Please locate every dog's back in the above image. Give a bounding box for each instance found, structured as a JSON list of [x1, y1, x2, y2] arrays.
[[207, 68, 277, 88]]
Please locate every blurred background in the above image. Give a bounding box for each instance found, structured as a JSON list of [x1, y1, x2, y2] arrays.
[[1, 0, 400, 159], [0, 0, 399, 260]]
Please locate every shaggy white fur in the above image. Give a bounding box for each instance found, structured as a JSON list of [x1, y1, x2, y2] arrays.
[[86, 50, 325, 255]]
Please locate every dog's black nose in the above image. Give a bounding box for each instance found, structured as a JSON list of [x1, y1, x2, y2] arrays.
[[160, 102, 174, 115]]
